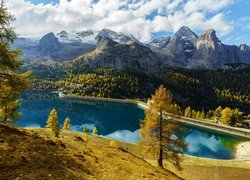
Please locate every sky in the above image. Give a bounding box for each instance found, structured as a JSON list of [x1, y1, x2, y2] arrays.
[[5, 0, 250, 45]]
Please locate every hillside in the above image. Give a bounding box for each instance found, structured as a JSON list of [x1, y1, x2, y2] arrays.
[[0, 122, 179, 180]]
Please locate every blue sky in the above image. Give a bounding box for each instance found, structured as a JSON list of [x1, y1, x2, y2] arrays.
[[7, 0, 250, 45]]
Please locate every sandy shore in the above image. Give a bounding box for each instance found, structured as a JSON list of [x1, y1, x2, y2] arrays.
[[235, 141, 250, 161]]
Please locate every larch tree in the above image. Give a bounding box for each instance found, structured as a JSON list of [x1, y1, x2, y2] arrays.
[[220, 107, 232, 125], [214, 106, 223, 118], [46, 108, 60, 137], [172, 103, 181, 115], [196, 111, 201, 119], [0, 2, 31, 123], [63, 117, 71, 130], [184, 106, 192, 118], [191, 110, 196, 118], [231, 108, 243, 126], [92, 127, 98, 135], [83, 126, 89, 133], [200, 111, 205, 119], [140, 85, 187, 169]]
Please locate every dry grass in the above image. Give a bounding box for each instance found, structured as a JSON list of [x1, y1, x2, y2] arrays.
[[0, 122, 179, 180], [2, 122, 250, 180]]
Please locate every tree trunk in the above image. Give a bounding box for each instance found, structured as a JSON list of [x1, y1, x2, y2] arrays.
[[158, 148, 163, 167], [158, 109, 164, 167], [3, 105, 7, 122]]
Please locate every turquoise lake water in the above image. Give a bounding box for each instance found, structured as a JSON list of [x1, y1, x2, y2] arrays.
[[17, 91, 244, 159]]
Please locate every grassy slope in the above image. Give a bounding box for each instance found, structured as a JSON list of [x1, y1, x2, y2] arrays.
[[0, 122, 179, 180], [1, 122, 250, 180]]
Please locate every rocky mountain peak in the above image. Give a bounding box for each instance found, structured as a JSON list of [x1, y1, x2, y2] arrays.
[[96, 28, 139, 43], [199, 29, 221, 43], [174, 26, 198, 41], [96, 36, 118, 50], [39, 32, 60, 53]]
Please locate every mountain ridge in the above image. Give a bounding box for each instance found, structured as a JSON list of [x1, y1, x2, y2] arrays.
[[13, 27, 250, 71]]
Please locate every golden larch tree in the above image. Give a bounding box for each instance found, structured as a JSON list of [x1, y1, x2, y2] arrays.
[[92, 127, 98, 135], [220, 107, 232, 125], [184, 106, 192, 118], [46, 108, 60, 137], [63, 117, 71, 130], [140, 85, 187, 169]]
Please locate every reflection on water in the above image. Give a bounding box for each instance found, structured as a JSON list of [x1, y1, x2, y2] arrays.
[[182, 125, 243, 159], [104, 129, 140, 144], [17, 91, 244, 159], [18, 91, 144, 136]]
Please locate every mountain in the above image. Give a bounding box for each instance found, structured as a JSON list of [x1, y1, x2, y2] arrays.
[[148, 26, 250, 69], [70, 36, 163, 76], [148, 26, 198, 67], [12, 29, 140, 63], [13, 27, 250, 70], [12, 32, 96, 62]]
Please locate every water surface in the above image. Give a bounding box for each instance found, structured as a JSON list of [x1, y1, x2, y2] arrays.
[[17, 91, 244, 159]]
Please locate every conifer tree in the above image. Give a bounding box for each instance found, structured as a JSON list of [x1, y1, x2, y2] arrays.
[[200, 111, 205, 119], [92, 127, 98, 135], [231, 108, 243, 126], [46, 109, 60, 137], [171, 103, 181, 115], [0, 2, 31, 123], [63, 117, 71, 130], [206, 110, 214, 119], [220, 107, 232, 125], [83, 126, 89, 133], [191, 109, 196, 118], [214, 106, 223, 118], [196, 111, 201, 119], [140, 85, 187, 169], [184, 106, 192, 118]]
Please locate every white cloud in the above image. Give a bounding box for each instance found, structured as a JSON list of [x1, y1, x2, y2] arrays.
[[5, 0, 234, 41], [104, 129, 140, 143]]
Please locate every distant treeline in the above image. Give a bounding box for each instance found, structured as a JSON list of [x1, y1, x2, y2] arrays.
[[27, 64, 250, 114]]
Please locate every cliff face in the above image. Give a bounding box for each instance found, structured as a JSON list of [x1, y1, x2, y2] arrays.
[[148, 26, 250, 69]]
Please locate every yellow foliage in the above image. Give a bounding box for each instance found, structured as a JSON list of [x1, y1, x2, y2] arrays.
[[108, 140, 118, 148], [63, 117, 71, 130]]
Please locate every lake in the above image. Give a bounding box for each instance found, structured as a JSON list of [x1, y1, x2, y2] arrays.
[[17, 91, 244, 159]]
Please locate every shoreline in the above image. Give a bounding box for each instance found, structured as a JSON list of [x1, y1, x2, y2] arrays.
[[235, 141, 250, 161], [61, 94, 250, 139], [61, 94, 139, 104], [25, 127, 250, 161]]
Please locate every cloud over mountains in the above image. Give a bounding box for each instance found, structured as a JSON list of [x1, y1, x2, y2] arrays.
[[6, 0, 233, 41]]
